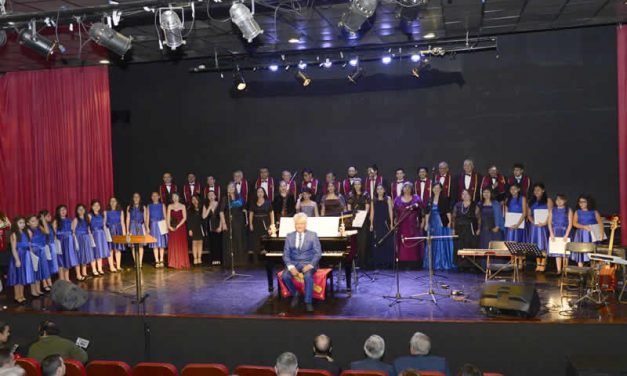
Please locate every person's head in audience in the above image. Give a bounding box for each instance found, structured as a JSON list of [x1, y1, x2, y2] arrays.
[[399, 369, 422, 376], [0, 349, 15, 368], [457, 363, 483, 376], [364, 335, 386, 360], [38, 321, 60, 338], [409, 332, 431, 356], [41, 355, 65, 376], [0, 323, 10, 347], [275, 352, 298, 376], [313, 334, 333, 358]]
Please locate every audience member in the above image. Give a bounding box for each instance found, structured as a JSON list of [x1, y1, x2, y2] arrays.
[[349, 335, 394, 375], [27, 321, 87, 364], [0, 348, 24, 376], [305, 334, 340, 376], [275, 352, 298, 376], [0, 323, 10, 350], [393, 332, 450, 376], [398, 370, 422, 376], [41, 355, 66, 376], [457, 363, 482, 376]]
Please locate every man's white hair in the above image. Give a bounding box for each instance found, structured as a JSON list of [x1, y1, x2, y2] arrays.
[[410, 332, 431, 356], [293, 213, 308, 222], [364, 335, 385, 360], [275, 352, 298, 376]]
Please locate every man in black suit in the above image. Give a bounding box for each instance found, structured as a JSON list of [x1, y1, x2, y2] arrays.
[[305, 335, 341, 376], [349, 335, 394, 375], [393, 332, 451, 376]]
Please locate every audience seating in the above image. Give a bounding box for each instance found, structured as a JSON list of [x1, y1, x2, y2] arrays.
[[340, 371, 388, 376], [86, 360, 133, 376], [133, 362, 179, 376], [416, 372, 445, 376], [180, 363, 229, 376], [234, 365, 277, 376], [298, 369, 333, 376], [16, 358, 42, 376], [64, 359, 87, 376]]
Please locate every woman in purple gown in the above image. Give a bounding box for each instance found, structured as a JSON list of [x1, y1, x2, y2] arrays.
[[571, 194, 604, 267], [8, 217, 36, 303], [393, 182, 423, 266]]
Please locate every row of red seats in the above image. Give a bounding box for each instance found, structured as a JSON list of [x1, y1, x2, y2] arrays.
[[16, 358, 504, 376]]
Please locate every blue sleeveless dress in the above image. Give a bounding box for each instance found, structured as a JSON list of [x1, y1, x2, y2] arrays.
[[148, 204, 168, 248], [8, 232, 35, 286], [106, 210, 125, 251], [572, 209, 597, 263], [505, 197, 526, 242], [31, 227, 51, 281], [57, 218, 79, 268], [128, 207, 146, 246], [528, 202, 549, 251], [548, 207, 570, 257], [75, 219, 94, 264], [90, 214, 110, 259], [45, 223, 60, 274], [423, 202, 455, 271]]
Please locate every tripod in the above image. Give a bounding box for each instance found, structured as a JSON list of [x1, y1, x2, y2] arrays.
[[224, 193, 251, 281]]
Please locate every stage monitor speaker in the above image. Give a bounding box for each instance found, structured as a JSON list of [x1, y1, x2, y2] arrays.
[[51, 280, 88, 310], [479, 282, 540, 318]]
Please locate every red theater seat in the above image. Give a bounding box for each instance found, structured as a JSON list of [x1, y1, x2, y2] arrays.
[[234, 365, 276, 376], [133, 362, 179, 376], [181, 363, 229, 376], [298, 369, 333, 376], [86, 360, 132, 376], [64, 359, 87, 376], [484, 374, 505, 376], [340, 371, 388, 376], [415, 372, 446, 376], [16, 358, 42, 376]]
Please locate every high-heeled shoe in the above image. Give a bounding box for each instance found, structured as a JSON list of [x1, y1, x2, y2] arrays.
[[14, 298, 26, 305], [43, 287, 51, 292], [76, 276, 86, 281]]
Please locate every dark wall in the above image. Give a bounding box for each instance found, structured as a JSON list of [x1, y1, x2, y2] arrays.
[[110, 26, 619, 212]]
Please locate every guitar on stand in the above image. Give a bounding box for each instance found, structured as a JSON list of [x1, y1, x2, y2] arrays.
[[599, 216, 620, 292]]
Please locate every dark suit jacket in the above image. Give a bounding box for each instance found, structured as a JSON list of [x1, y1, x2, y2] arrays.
[[349, 358, 395, 375], [393, 355, 450, 376], [304, 356, 341, 376]]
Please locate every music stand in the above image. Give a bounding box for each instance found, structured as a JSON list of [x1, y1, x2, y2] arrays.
[[504, 242, 543, 282], [112, 234, 156, 305]]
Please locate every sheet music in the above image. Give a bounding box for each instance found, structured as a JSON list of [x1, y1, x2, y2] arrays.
[[104, 227, 113, 242], [31, 252, 39, 272], [548, 237, 570, 255], [278, 217, 340, 237], [590, 224, 607, 242], [533, 209, 549, 225], [352, 210, 368, 228], [505, 212, 525, 229], [158, 220, 168, 236], [44, 245, 52, 261]]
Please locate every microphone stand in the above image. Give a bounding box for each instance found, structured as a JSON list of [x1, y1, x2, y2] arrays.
[[224, 193, 251, 281]]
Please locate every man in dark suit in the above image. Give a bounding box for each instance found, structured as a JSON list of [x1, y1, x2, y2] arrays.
[[349, 335, 395, 375], [282, 213, 322, 313], [305, 334, 341, 376], [393, 332, 450, 376]]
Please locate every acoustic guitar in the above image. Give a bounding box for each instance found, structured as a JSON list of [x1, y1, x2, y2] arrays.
[[599, 216, 620, 292]]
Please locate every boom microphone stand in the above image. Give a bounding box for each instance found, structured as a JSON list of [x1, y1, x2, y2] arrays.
[[224, 193, 251, 281]]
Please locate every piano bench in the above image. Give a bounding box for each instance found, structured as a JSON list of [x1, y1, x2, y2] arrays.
[[277, 268, 334, 301]]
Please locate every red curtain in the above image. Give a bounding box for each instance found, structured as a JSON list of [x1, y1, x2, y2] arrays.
[[0, 66, 113, 219], [618, 25, 627, 246]]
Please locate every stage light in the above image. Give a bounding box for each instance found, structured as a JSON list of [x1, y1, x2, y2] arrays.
[[339, 0, 378, 34], [89, 22, 132, 57], [321, 58, 332, 68], [348, 57, 359, 67], [347, 66, 364, 83], [398, 0, 427, 22], [288, 37, 301, 44], [230, 2, 263, 43], [381, 55, 392, 64], [18, 28, 56, 58], [233, 68, 246, 91], [269, 64, 279, 71], [295, 70, 311, 87], [424, 32, 435, 39], [99, 59, 110, 64], [298, 61, 307, 70], [410, 53, 421, 62], [159, 8, 185, 50]]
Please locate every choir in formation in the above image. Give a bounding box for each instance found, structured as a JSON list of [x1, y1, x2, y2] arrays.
[[0, 159, 606, 303]]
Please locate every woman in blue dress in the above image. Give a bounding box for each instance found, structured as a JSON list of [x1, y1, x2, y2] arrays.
[[478, 187, 504, 249], [369, 184, 394, 269], [73, 204, 96, 280], [527, 183, 552, 272], [148, 192, 168, 268], [423, 183, 455, 271], [504, 184, 527, 269], [105, 197, 125, 272], [8, 217, 36, 304], [89, 200, 109, 275], [39, 210, 59, 278], [548, 194, 573, 274], [27, 215, 50, 294], [54, 205, 80, 281], [126, 193, 148, 268], [571, 194, 604, 267]]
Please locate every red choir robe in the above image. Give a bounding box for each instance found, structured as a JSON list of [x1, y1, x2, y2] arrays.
[[507, 175, 531, 197], [414, 179, 432, 205], [159, 183, 178, 204], [322, 181, 341, 196], [255, 177, 275, 201], [301, 178, 320, 196], [234, 179, 249, 203], [391, 179, 408, 200], [481, 174, 506, 196], [457, 171, 481, 202], [341, 178, 358, 196], [434, 173, 454, 198], [183, 182, 203, 203], [282, 180, 298, 197], [204, 184, 221, 201], [365, 175, 383, 197]]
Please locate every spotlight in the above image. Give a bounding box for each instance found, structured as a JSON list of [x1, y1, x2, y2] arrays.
[[89, 22, 132, 57], [347, 66, 364, 83], [269, 64, 279, 72], [233, 68, 246, 91], [410, 53, 421, 62], [423, 32, 435, 39], [348, 57, 359, 66], [381, 55, 392, 64], [99, 59, 110, 64], [159, 8, 185, 50], [295, 70, 311, 87], [230, 2, 263, 43], [321, 58, 332, 68], [18, 29, 56, 58], [398, 0, 427, 22], [297, 61, 307, 70], [339, 0, 378, 34]]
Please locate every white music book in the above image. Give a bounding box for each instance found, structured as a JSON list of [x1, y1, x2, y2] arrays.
[[55, 239, 63, 255], [549, 237, 570, 255], [505, 212, 525, 229], [158, 220, 168, 236], [533, 209, 549, 225], [89, 234, 96, 248], [352, 210, 368, 228], [104, 227, 113, 242], [44, 245, 52, 261], [31, 252, 39, 272], [590, 224, 607, 242]]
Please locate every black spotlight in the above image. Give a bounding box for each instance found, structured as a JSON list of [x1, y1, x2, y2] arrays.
[[295, 70, 311, 87], [89, 22, 132, 57], [233, 68, 247, 91], [18, 29, 56, 58]]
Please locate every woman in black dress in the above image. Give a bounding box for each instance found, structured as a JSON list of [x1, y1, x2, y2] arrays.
[[272, 181, 296, 224], [202, 191, 222, 266], [248, 187, 274, 264], [370, 184, 394, 269], [188, 195, 205, 265], [347, 178, 371, 268], [219, 182, 247, 268], [451, 189, 480, 270]]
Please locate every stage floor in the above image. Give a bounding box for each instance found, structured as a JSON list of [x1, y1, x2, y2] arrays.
[[2, 263, 625, 323]]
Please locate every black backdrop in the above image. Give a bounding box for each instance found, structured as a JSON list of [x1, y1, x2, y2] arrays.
[[110, 25, 619, 212]]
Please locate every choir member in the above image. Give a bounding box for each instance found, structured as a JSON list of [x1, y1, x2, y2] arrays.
[[8, 217, 36, 303], [38, 210, 59, 279], [480, 165, 506, 201], [457, 159, 482, 202], [183, 173, 202, 204], [391, 168, 408, 200], [248, 187, 274, 266], [0, 212, 9, 252], [477, 188, 504, 249], [320, 183, 346, 217], [571, 194, 604, 267], [167, 192, 190, 269], [54, 205, 79, 281], [273, 181, 297, 222], [414, 167, 432, 204], [105, 197, 125, 272], [159, 172, 178, 204], [423, 183, 455, 271], [435, 161, 455, 207], [202, 191, 223, 266], [89, 200, 109, 275], [347, 178, 370, 268], [281, 170, 298, 197], [451, 189, 480, 268], [393, 183, 423, 264], [548, 194, 573, 274], [73, 204, 96, 279], [233, 170, 250, 204], [126, 193, 148, 268], [204, 175, 221, 201], [322, 171, 341, 196], [296, 188, 319, 217], [255, 167, 275, 201], [370, 184, 394, 269], [342, 166, 359, 197], [301, 169, 320, 201], [188, 195, 204, 265], [527, 183, 553, 272], [220, 183, 247, 268], [507, 163, 531, 198], [365, 164, 384, 198], [27, 215, 49, 294], [147, 192, 168, 268], [504, 184, 528, 268]]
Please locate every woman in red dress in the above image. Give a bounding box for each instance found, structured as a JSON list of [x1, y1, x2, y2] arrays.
[[166, 192, 190, 269]]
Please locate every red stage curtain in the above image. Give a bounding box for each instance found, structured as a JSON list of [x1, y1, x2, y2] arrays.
[[0, 66, 113, 218], [619, 25, 627, 246]]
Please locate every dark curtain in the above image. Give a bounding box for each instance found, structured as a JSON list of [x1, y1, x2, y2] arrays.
[[0, 66, 113, 218], [619, 25, 627, 246]]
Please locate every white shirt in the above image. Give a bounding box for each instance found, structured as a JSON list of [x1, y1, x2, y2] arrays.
[[491, 177, 497, 188], [236, 182, 242, 193], [296, 232, 304, 250], [306, 182, 312, 188], [439, 175, 446, 186], [396, 181, 404, 197], [369, 179, 376, 196], [349, 178, 355, 185], [420, 180, 426, 198], [464, 174, 471, 189], [166, 184, 171, 193], [189, 183, 195, 195], [261, 180, 269, 194]]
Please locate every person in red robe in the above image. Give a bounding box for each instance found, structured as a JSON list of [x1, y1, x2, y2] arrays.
[[435, 161, 455, 211], [365, 164, 384, 198], [233, 170, 249, 203], [183, 173, 202, 204], [322, 171, 340, 196], [342, 166, 359, 196], [255, 167, 275, 201], [507, 163, 532, 198], [159, 172, 178, 204], [480, 165, 506, 201], [301, 169, 319, 201], [204, 175, 221, 201], [390, 168, 408, 200], [414, 166, 432, 205], [281, 170, 298, 197], [457, 159, 482, 202]]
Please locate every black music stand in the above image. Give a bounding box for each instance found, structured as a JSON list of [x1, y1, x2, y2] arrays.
[[504, 242, 543, 282]]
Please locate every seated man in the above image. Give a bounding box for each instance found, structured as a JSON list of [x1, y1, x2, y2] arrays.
[[41, 355, 66, 376], [281, 213, 322, 313], [349, 335, 394, 375], [275, 352, 298, 376], [307, 334, 341, 376], [393, 332, 450, 376], [0, 348, 24, 376], [27, 321, 87, 364]]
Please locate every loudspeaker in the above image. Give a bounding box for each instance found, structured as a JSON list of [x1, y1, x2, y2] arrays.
[[479, 282, 540, 318], [51, 280, 88, 310]]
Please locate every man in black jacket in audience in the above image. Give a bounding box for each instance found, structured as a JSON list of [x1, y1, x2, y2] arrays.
[[349, 335, 394, 375], [304, 335, 341, 376]]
